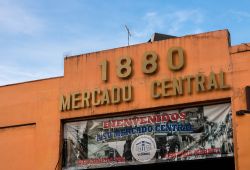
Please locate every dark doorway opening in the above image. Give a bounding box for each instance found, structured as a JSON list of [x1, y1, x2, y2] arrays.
[[99, 157, 235, 170]]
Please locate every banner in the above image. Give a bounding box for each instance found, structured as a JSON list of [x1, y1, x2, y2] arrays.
[[62, 103, 233, 169]]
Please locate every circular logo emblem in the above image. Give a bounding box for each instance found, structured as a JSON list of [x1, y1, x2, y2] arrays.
[[131, 135, 156, 162]]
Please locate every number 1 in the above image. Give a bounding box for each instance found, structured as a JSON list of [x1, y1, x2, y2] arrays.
[[100, 60, 108, 82]]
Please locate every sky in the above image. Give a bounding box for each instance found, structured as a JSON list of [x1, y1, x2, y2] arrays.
[[0, 0, 250, 86]]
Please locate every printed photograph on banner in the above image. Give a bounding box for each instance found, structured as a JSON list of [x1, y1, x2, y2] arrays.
[[62, 103, 233, 169]]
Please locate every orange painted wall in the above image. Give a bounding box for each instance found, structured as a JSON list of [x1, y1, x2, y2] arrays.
[[230, 43, 250, 170], [0, 78, 62, 170], [0, 30, 249, 170]]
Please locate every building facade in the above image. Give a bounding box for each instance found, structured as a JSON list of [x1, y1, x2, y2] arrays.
[[0, 30, 250, 170]]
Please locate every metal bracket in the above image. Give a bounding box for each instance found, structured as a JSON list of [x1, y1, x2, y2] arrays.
[[236, 110, 250, 116]]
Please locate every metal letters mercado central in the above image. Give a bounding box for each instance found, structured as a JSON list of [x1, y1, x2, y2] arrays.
[[60, 47, 230, 112]]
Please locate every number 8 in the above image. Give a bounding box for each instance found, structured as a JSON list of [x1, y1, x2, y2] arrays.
[[142, 51, 158, 74], [116, 56, 132, 78]]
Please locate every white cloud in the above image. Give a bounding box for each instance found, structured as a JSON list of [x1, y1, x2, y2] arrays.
[[192, 28, 203, 34], [145, 12, 157, 18], [0, 37, 126, 86], [0, 64, 62, 86], [133, 11, 164, 39], [231, 11, 250, 18], [230, 10, 250, 22], [133, 9, 204, 40], [168, 10, 203, 34], [0, 1, 43, 35]]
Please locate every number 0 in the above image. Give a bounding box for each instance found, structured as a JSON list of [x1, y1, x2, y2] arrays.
[[167, 47, 185, 71]]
